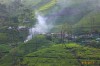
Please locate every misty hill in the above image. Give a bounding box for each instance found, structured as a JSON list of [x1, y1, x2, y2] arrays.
[[74, 9, 100, 32], [54, 1, 99, 25]]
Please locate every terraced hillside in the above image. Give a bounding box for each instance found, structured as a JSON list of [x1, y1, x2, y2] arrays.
[[19, 43, 100, 66]]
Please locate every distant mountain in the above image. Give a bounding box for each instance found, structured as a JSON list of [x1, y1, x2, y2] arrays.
[[43, 0, 100, 32], [54, 0, 99, 25]]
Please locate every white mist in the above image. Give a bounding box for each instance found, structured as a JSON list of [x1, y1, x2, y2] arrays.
[[24, 13, 51, 42]]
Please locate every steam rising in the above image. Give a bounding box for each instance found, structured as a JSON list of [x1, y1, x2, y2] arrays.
[[24, 12, 52, 42], [24, 0, 100, 42]]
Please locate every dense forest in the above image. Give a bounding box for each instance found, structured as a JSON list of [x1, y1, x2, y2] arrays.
[[0, 0, 100, 66]]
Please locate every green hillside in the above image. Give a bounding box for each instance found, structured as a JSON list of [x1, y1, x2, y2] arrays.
[[1, 43, 100, 66], [0, 35, 54, 66], [74, 9, 100, 32], [19, 43, 100, 66], [0, 0, 100, 66], [51, 9, 100, 33]]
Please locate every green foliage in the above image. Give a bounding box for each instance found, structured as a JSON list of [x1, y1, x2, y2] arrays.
[[0, 33, 8, 43], [0, 1, 36, 44], [18, 9, 36, 27], [18, 35, 54, 54], [0, 44, 11, 52], [0, 44, 11, 59], [20, 43, 100, 66], [0, 35, 54, 66]]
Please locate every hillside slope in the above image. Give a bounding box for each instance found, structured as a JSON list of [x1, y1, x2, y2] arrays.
[[74, 9, 100, 32], [20, 43, 100, 66], [0, 35, 54, 66]]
